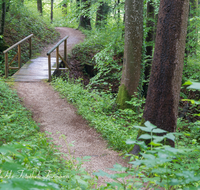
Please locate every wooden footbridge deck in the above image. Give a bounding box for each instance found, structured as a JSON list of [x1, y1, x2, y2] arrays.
[[3, 34, 70, 82]]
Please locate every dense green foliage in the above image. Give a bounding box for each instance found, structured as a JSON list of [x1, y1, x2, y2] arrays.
[[1, 0, 200, 189]]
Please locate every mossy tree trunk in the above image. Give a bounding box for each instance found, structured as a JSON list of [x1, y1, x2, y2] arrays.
[[131, 0, 189, 154], [116, 0, 143, 109]]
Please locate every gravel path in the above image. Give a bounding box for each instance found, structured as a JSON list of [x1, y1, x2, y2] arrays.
[[14, 27, 130, 187]]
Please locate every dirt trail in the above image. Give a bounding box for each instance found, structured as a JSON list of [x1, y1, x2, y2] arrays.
[[14, 27, 129, 186]]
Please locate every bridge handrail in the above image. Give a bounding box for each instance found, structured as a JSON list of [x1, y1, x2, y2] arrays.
[[47, 35, 70, 82], [47, 35, 69, 55], [3, 34, 34, 54], [3, 34, 34, 78]]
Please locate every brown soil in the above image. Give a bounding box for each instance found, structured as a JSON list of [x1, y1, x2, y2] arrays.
[[14, 27, 130, 187]]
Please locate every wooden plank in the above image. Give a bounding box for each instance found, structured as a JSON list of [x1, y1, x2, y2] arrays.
[[58, 53, 71, 71], [9, 67, 20, 69], [57, 68, 68, 70], [8, 53, 18, 67]]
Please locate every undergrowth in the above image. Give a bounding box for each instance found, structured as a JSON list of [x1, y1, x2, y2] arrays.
[[0, 78, 97, 189], [52, 76, 144, 152]]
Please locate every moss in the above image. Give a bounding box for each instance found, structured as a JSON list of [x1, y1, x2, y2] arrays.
[[116, 84, 131, 109]]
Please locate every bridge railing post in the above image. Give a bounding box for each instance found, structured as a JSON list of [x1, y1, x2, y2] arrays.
[[48, 54, 51, 82], [18, 44, 21, 69], [29, 37, 32, 59], [3, 34, 34, 78], [5, 52, 8, 78]]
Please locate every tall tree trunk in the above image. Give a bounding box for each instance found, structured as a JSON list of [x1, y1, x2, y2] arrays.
[[37, 0, 43, 15], [95, 2, 109, 27], [51, 0, 53, 23], [1, 0, 6, 35], [186, 0, 198, 56], [144, 0, 189, 146], [143, 1, 155, 98], [131, 0, 189, 155], [78, 0, 91, 30], [116, 0, 143, 109]]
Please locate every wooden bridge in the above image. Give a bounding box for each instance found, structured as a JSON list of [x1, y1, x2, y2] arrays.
[[3, 34, 70, 82]]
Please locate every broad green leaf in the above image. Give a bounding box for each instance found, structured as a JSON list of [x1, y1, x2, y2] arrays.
[[108, 163, 127, 172], [149, 141, 162, 147], [138, 134, 152, 140], [152, 128, 167, 133], [144, 121, 157, 130], [126, 139, 136, 145], [164, 133, 175, 142], [187, 82, 200, 90], [93, 170, 115, 179], [133, 126, 152, 132], [182, 80, 192, 86], [168, 179, 182, 186]]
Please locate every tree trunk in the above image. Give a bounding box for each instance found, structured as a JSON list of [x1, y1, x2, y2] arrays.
[[144, 0, 189, 146], [51, 0, 53, 23], [78, 0, 91, 30], [62, 4, 67, 15], [95, 2, 109, 27], [186, 0, 198, 56], [1, 0, 6, 35], [131, 0, 190, 155], [116, 0, 143, 109], [37, 0, 42, 15], [143, 1, 155, 98]]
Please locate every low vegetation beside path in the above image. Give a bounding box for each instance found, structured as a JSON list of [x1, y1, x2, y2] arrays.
[[0, 79, 97, 189]]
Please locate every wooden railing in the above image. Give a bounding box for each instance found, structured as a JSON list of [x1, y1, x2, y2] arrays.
[[47, 35, 70, 82], [3, 34, 34, 78]]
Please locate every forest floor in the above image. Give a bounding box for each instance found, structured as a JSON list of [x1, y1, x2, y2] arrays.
[[13, 27, 130, 187]]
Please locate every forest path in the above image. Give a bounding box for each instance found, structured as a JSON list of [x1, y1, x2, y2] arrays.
[[14, 27, 129, 186]]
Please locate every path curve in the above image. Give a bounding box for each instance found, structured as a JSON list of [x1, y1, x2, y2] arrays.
[[14, 27, 129, 186], [40, 27, 85, 57]]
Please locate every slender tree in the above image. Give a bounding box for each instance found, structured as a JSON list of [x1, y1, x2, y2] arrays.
[[1, 0, 6, 35], [78, 0, 91, 30], [143, 0, 154, 98], [116, 0, 143, 109], [37, 0, 42, 15], [95, 1, 109, 27], [131, 0, 190, 154], [51, 0, 53, 23]]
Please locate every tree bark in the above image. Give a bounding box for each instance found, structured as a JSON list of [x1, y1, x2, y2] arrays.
[[51, 0, 53, 23], [78, 0, 91, 30], [95, 2, 109, 27], [117, 0, 143, 109], [1, 0, 6, 35], [143, 0, 189, 146], [37, 0, 42, 15], [143, 0, 155, 98]]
